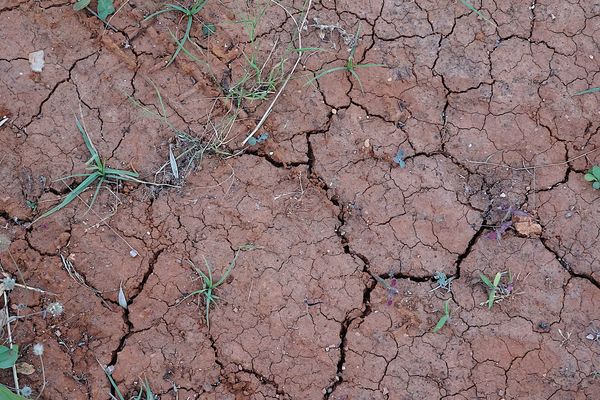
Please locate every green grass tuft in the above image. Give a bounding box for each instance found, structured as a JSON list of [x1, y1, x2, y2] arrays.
[[145, 0, 210, 66], [306, 24, 385, 93], [32, 118, 141, 224]]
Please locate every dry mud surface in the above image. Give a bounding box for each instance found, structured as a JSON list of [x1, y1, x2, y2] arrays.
[[1, 1, 600, 399]]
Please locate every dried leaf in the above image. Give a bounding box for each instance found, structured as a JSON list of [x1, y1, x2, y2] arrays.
[[169, 144, 179, 179], [16, 362, 35, 375], [512, 215, 542, 237], [118, 284, 128, 310]]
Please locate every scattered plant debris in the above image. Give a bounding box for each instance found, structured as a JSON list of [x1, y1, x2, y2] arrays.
[[374, 275, 399, 306], [586, 327, 600, 342], [486, 205, 534, 240]]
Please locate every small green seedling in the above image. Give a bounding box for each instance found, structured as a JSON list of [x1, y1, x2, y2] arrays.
[[32, 119, 142, 224], [306, 25, 385, 93], [104, 367, 157, 400], [479, 271, 514, 309], [0, 344, 25, 399], [584, 166, 600, 190], [145, 0, 210, 66], [183, 250, 240, 327], [432, 300, 451, 333], [74, 0, 115, 21]]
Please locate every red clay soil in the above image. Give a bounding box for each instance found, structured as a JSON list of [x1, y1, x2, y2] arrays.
[[1, 1, 600, 399]]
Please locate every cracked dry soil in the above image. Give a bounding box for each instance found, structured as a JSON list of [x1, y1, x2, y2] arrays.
[[1, 1, 600, 399]]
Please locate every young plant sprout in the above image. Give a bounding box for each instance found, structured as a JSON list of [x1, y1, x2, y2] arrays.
[[432, 300, 451, 333], [479, 271, 514, 309]]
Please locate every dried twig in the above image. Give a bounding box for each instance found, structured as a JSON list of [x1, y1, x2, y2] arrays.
[[465, 148, 600, 171]]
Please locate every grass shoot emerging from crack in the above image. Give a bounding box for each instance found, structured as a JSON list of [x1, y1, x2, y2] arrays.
[[223, 7, 291, 108], [306, 24, 385, 93], [479, 271, 514, 309], [145, 0, 210, 66], [103, 366, 157, 400], [432, 300, 451, 333], [181, 248, 244, 327], [31, 118, 143, 224]]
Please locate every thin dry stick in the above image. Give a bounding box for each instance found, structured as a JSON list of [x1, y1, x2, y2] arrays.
[[35, 354, 46, 400], [3, 292, 19, 393], [104, 0, 130, 35], [242, 0, 314, 145], [6, 251, 55, 296], [465, 148, 600, 171]]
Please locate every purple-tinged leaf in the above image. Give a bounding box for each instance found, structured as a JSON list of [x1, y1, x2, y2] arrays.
[[512, 210, 529, 217], [497, 221, 512, 234]]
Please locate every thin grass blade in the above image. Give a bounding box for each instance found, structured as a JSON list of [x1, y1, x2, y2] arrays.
[[305, 66, 348, 86], [104, 168, 139, 177], [349, 69, 365, 93], [479, 273, 492, 288], [216, 250, 239, 286], [106, 370, 125, 400], [203, 256, 214, 284], [85, 177, 104, 214], [76, 117, 100, 165], [493, 272, 502, 287], [33, 172, 100, 223], [166, 16, 193, 66], [354, 63, 386, 68], [460, 0, 497, 27], [144, 6, 177, 20], [574, 87, 600, 96], [432, 315, 449, 333]]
